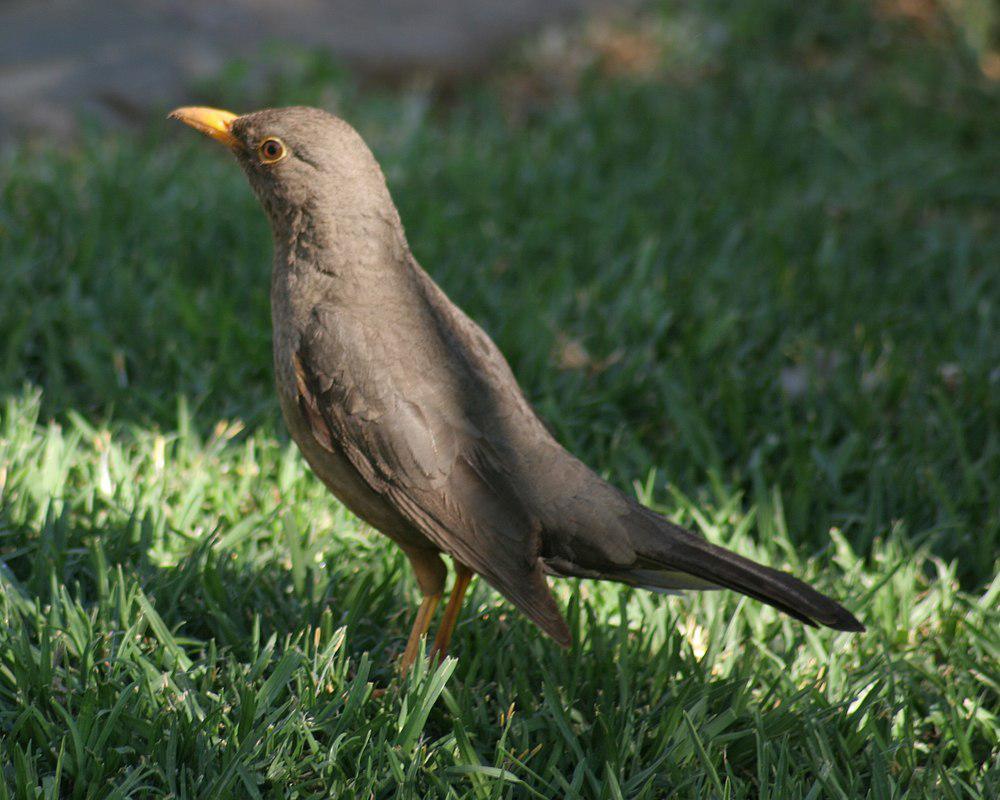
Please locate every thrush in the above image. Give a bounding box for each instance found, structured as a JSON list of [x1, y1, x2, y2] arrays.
[[170, 105, 863, 668]]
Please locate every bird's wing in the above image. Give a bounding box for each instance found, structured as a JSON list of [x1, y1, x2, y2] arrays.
[[292, 305, 571, 645]]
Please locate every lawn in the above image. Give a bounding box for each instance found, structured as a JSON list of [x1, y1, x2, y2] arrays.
[[1, 0, 998, 797]]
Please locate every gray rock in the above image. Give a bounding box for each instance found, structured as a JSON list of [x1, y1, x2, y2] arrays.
[[0, 0, 616, 141]]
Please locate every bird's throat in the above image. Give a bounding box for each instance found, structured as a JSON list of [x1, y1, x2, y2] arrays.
[[270, 205, 411, 295]]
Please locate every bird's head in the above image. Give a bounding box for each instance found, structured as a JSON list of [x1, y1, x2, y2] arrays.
[[169, 105, 396, 234]]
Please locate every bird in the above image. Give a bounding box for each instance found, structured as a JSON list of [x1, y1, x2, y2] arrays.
[[169, 105, 863, 669]]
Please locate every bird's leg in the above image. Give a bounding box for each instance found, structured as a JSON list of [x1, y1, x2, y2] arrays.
[[430, 562, 474, 662], [398, 547, 446, 672], [399, 593, 440, 672]]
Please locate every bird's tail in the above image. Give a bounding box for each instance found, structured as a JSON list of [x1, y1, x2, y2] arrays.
[[629, 512, 864, 632]]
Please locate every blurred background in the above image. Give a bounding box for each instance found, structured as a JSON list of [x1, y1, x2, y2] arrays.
[[1, 0, 997, 139], [0, 2, 998, 794], [3, 0, 622, 139]]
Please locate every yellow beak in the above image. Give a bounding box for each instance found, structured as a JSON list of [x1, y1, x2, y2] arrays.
[[168, 106, 240, 149]]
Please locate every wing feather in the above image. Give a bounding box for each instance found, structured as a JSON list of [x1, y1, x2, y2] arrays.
[[292, 306, 570, 645]]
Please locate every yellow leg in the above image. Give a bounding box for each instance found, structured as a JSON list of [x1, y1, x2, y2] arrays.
[[399, 593, 441, 672], [430, 564, 473, 662], [398, 547, 446, 673]]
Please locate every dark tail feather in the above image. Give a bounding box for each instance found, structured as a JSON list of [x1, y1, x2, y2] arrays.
[[632, 515, 864, 632]]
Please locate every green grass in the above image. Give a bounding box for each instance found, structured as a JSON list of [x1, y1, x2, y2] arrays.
[[1, 0, 998, 796]]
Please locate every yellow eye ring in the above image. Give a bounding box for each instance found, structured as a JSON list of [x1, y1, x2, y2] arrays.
[[258, 137, 287, 164]]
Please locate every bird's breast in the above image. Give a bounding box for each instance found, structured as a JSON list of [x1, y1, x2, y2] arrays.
[[269, 278, 434, 548]]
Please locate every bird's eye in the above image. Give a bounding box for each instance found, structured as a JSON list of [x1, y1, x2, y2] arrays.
[[258, 138, 286, 164]]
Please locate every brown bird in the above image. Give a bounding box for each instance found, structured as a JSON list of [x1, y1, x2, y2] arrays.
[[170, 105, 863, 669]]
